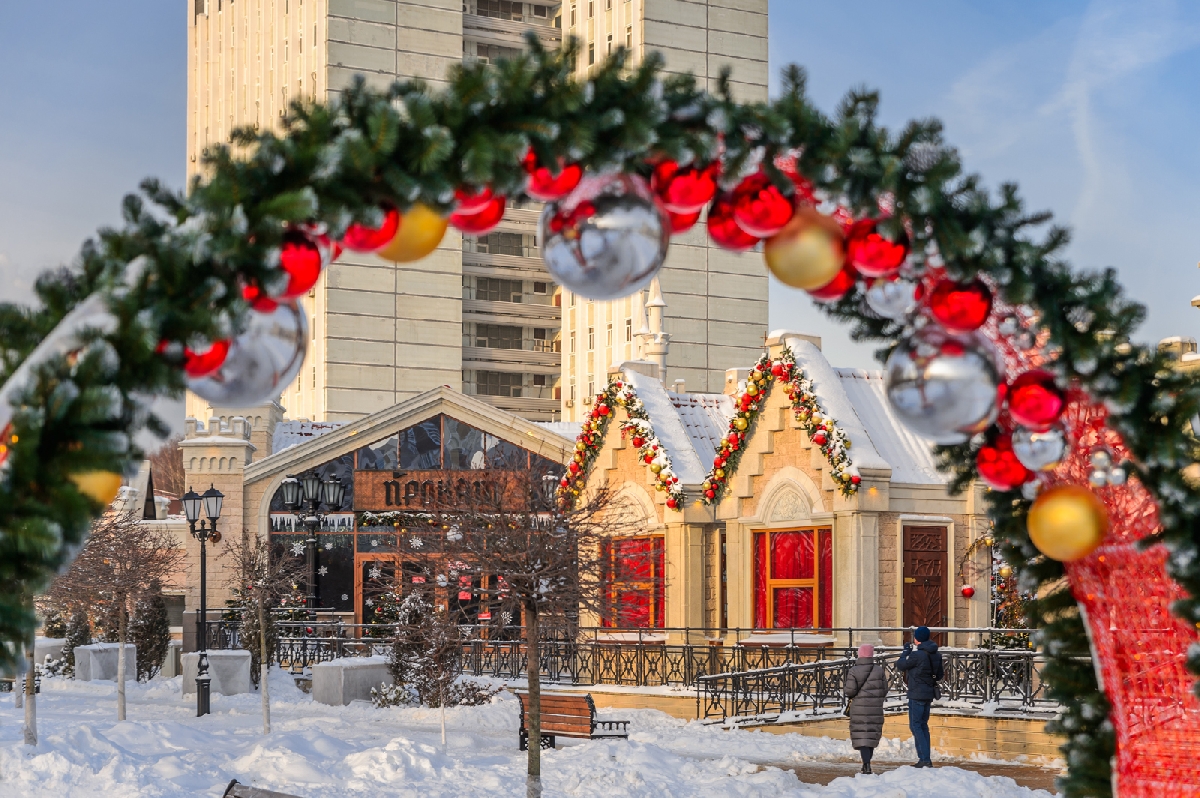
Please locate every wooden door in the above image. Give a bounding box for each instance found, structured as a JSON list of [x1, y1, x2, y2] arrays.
[[902, 526, 947, 643]]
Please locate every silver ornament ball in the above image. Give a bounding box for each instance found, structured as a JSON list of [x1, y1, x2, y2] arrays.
[[1108, 465, 1127, 486], [1011, 426, 1066, 472], [1089, 449, 1112, 470], [187, 301, 308, 406], [1088, 469, 1108, 488], [884, 327, 1002, 443], [540, 173, 670, 301], [865, 278, 918, 320]]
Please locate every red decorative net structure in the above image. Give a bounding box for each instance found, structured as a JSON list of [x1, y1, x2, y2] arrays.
[[1056, 403, 1200, 795]]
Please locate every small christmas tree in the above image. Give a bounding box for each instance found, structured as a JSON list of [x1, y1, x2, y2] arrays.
[[131, 582, 171, 681], [62, 611, 91, 678], [41, 608, 67, 639], [365, 588, 403, 638], [388, 590, 462, 707]]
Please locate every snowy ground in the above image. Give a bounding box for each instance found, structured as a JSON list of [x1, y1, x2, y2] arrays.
[[0, 670, 1057, 797]]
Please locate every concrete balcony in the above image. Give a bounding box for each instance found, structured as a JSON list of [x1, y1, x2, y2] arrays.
[[463, 299, 561, 325], [468, 393, 561, 420], [463, 345, 560, 371], [464, 15, 562, 49], [462, 250, 549, 279]]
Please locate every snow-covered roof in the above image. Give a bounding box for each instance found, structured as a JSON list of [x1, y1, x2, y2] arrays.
[[623, 369, 708, 485], [533, 420, 582, 441], [667, 390, 733, 466], [786, 337, 888, 473], [835, 368, 945, 484], [272, 420, 348, 454]]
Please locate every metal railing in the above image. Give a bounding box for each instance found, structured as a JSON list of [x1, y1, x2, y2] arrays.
[[201, 620, 1046, 694], [695, 646, 1054, 723]]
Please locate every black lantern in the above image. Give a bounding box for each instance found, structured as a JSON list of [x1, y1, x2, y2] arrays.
[[301, 471, 322, 504], [280, 476, 301, 509], [202, 484, 224, 521], [182, 488, 203, 524], [322, 476, 345, 509]]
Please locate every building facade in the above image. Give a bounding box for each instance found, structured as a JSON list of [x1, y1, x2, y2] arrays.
[[186, 0, 770, 426], [153, 329, 990, 647]]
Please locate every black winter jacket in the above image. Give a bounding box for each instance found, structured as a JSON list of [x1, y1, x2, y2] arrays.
[[896, 640, 943, 701], [844, 657, 887, 748]]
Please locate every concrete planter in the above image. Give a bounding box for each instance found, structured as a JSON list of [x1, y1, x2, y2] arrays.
[[312, 656, 393, 706], [182, 650, 252, 696], [75, 643, 137, 682]]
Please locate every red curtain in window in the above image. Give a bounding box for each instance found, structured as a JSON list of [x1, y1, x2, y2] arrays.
[[774, 587, 814, 627], [754, 532, 768, 627], [818, 529, 833, 628], [772, 530, 814, 579], [603, 537, 665, 628]]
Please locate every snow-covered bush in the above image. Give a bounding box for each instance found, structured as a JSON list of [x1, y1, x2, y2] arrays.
[[370, 683, 418, 708], [387, 590, 463, 707], [445, 680, 502, 706]]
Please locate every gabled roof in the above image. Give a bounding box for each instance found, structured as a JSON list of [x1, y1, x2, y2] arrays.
[[243, 386, 573, 486], [273, 420, 348, 453], [622, 369, 709, 485], [667, 390, 733, 466]]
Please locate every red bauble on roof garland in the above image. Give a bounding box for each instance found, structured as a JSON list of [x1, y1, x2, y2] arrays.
[[730, 171, 794, 238], [341, 206, 400, 252]]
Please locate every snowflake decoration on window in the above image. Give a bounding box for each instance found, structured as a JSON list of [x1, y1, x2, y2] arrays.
[[324, 541, 333, 550], [369, 567, 382, 580], [290, 542, 305, 556], [317, 566, 328, 576], [410, 537, 424, 549], [366, 599, 374, 607], [370, 539, 379, 547], [341, 594, 349, 602], [500, 611, 513, 624]]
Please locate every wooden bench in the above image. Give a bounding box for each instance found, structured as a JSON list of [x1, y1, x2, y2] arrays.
[[516, 692, 629, 750]]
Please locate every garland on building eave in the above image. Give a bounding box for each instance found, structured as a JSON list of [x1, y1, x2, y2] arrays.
[[701, 348, 860, 505], [0, 32, 1195, 794], [558, 378, 686, 510]]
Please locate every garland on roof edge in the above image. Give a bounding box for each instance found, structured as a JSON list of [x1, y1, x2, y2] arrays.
[[701, 348, 860, 505], [0, 34, 1196, 794]]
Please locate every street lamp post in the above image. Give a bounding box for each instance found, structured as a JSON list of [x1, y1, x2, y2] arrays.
[[281, 472, 345, 610], [182, 484, 224, 718]]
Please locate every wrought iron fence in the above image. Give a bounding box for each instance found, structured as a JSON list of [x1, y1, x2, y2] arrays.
[[200, 618, 1049, 700], [695, 646, 1054, 723]]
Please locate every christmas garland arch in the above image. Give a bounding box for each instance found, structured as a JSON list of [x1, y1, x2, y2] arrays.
[[0, 37, 1197, 794]]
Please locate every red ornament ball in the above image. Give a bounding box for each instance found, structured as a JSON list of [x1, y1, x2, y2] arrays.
[[812, 431, 827, 446], [523, 149, 582, 201], [704, 489, 716, 500], [631, 436, 645, 448], [449, 187, 506, 234], [278, 230, 325, 299], [706, 194, 760, 251], [666, 208, 701, 234], [597, 404, 610, 416], [666, 497, 678, 510], [771, 363, 783, 377], [1007, 369, 1066, 431], [560, 477, 570, 488], [652, 160, 719, 214], [341, 206, 401, 252], [182, 340, 232, 378], [845, 219, 909, 278], [928, 278, 993, 333], [976, 431, 1032, 491], [568, 461, 581, 474], [961, 585, 976, 598], [807, 263, 858, 302], [850, 474, 862, 485], [731, 172, 794, 238], [242, 283, 278, 313]]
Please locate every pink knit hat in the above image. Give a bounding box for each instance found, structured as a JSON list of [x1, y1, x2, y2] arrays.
[[857, 644, 875, 658]]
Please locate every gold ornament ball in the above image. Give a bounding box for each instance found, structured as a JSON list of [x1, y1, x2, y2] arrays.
[[997, 565, 1013, 579], [69, 470, 123, 506], [735, 417, 748, 431], [1027, 484, 1109, 562], [378, 203, 448, 263], [763, 207, 846, 290], [650, 462, 663, 473]]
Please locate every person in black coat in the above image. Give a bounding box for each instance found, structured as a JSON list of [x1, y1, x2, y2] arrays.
[[895, 625, 943, 767], [844, 643, 887, 774]]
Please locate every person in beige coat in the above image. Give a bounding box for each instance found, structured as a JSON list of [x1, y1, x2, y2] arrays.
[[844, 643, 888, 774]]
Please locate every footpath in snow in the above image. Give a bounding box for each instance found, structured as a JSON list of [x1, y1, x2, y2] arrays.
[[0, 669, 1058, 797]]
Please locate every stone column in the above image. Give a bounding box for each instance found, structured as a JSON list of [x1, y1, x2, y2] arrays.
[[179, 417, 256, 616], [663, 522, 706, 642]]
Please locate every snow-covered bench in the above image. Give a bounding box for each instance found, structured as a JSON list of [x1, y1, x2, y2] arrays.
[[312, 655, 393, 706], [516, 692, 629, 750]]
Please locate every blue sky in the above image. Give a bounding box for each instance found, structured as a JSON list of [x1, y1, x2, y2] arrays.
[[0, 1, 1197, 370]]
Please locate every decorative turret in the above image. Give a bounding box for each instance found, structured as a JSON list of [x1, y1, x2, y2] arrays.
[[643, 278, 671, 382]]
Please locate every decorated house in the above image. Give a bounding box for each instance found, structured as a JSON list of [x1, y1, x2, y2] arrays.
[[566, 330, 992, 644]]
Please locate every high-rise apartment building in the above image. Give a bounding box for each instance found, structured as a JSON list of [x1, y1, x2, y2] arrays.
[[185, 0, 768, 426], [559, 0, 768, 419]]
